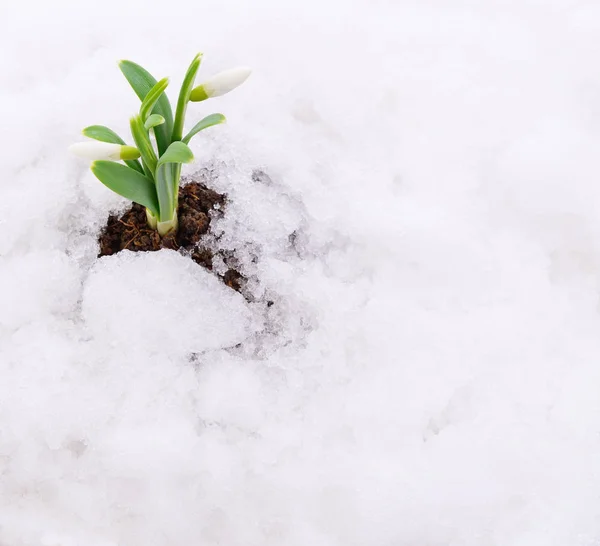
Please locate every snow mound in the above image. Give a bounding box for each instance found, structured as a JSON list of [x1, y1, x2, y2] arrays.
[[82, 250, 253, 356]]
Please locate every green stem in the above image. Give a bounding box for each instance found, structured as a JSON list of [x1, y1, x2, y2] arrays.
[[146, 208, 158, 230], [157, 213, 178, 236], [173, 163, 182, 211], [172, 54, 203, 142]]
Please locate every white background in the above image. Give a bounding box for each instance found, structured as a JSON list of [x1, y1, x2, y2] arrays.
[[2, 0, 600, 544]]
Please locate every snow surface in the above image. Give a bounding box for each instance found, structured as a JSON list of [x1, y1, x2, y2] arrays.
[[2, 0, 600, 544]]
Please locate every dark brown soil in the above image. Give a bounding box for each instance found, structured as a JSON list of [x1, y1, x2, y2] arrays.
[[98, 181, 244, 292]]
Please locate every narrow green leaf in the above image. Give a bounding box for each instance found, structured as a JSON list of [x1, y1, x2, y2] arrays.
[[119, 60, 174, 154], [91, 161, 159, 216], [182, 113, 226, 144], [172, 53, 203, 142], [140, 77, 169, 121], [155, 142, 194, 222], [82, 125, 144, 174], [144, 114, 165, 130], [130, 115, 157, 177]]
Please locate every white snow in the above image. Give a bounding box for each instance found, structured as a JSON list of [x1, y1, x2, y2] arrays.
[[83, 251, 253, 356], [2, 0, 600, 544]]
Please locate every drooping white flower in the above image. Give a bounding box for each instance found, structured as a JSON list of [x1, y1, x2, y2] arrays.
[[190, 67, 252, 101], [69, 142, 140, 161]]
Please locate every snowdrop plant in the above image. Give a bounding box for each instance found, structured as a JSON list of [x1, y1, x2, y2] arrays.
[[70, 54, 251, 236]]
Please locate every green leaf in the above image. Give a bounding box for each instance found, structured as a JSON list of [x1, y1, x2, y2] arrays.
[[182, 113, 226, 144], [172, 53, 203, 142], [155, 142, 194, 222], [144, 114, 165, 130], [119, 60, 174, 154], [140, 77, 169, 121], [83, 125, 125, 144], [82, 125, 144, 174], [157, 141, 194, 168], [130, 115, 157, 177], [91, 161, 159, 216]]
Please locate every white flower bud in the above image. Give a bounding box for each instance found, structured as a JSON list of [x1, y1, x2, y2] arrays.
[[190, 67, 252, 101], [69, 142, 140, 161]]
